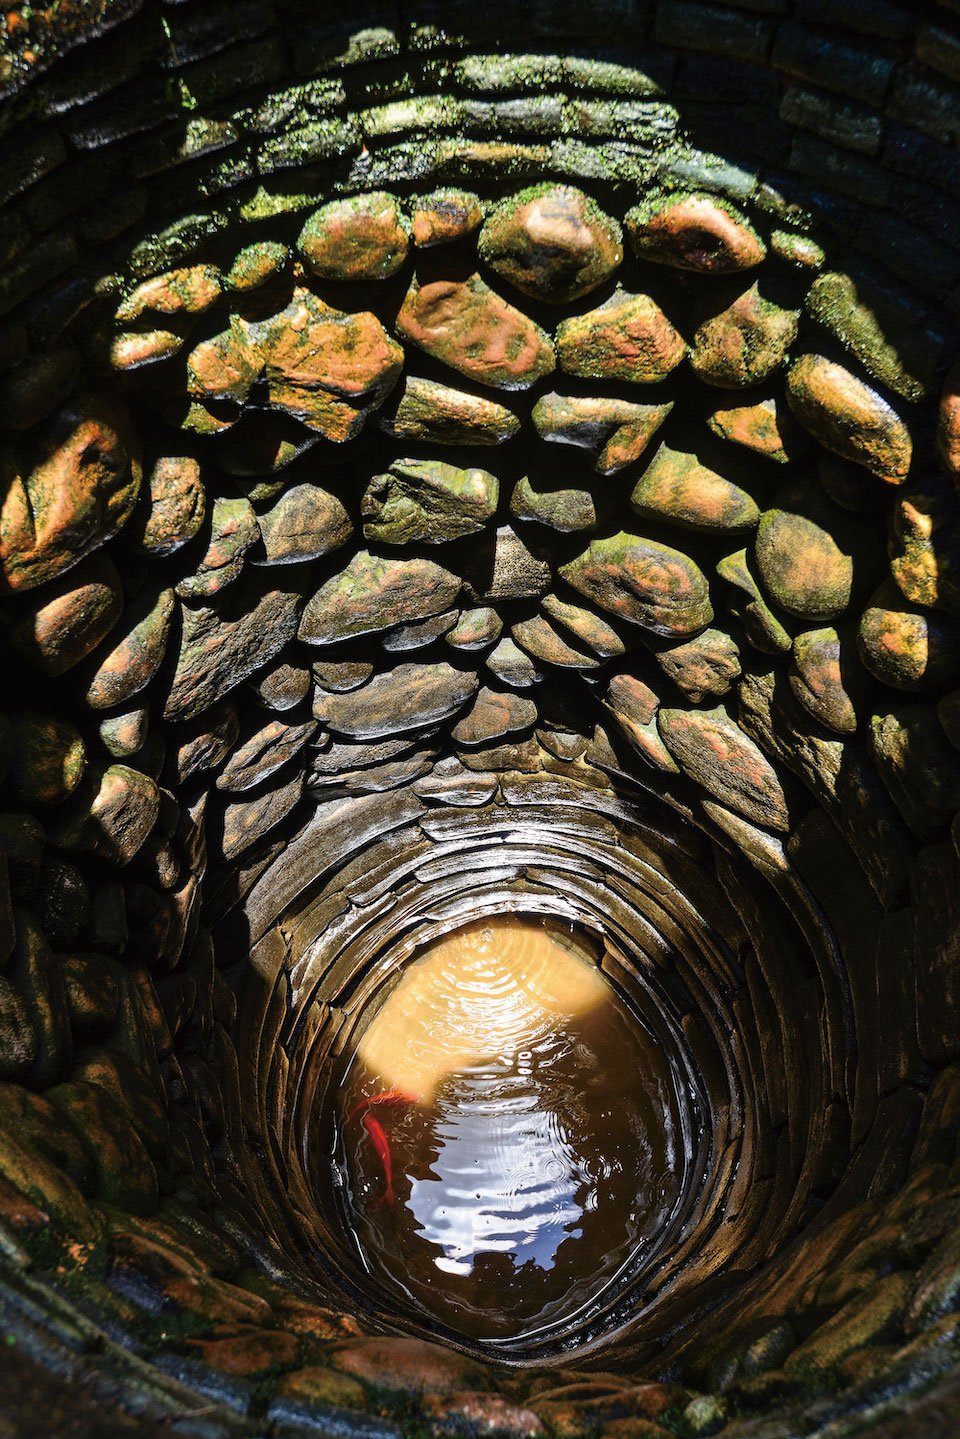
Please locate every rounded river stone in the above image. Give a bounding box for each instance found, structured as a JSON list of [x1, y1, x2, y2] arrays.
[[298, 192, 409, 281], [786, 354, 912, 484], [755, 507, 854, 620], [478, 184, 622, 303], [560, 532, 713, 638], [555, 291, 684, 385], [626, 193, 766, 273]]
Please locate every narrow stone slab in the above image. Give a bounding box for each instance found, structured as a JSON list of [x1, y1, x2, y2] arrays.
[[50, 764, 160, 864], [175, 496, 258, 600], [299, 551, 461, 646], [396, 273, 555, 390], [626, 193, 766, 272], [217, 719, 316, 794], [807, 271, 937, 403], [132, 455, 205, 556], [165, 588, 300, 722], [362, 460, 498, 545], [377, 376, 519, 447], [222, 773, 304, 862], [560, 532, 713, 637], [632, 444, 760, 533], [541, 595, 625, 658], [790, 626, 862, 735], [512, 615, 603, 670], [786, 353, 912, 484], [604, 673, 678, 773], [451, 687, 538, 747], [658, 706, 790, 831], [313, 663, 479, 740], [555, 291, 684, 384], [533, 393, 672, 474], [478, 184, 622, 303], [84, 586, 175, 710]]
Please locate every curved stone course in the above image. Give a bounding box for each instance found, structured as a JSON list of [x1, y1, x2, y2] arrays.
[[2, 2, 960, 1437]]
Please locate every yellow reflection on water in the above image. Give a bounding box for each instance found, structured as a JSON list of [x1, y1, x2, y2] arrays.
[[356, 916, 608, 1104]]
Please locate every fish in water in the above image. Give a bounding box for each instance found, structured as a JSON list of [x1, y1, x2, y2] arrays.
[[351, 1090, 418, 1206]]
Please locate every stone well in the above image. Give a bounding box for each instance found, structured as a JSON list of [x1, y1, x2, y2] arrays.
[[3, 2, 960, 1435]]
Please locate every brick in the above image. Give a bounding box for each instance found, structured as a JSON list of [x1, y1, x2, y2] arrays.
[[773, 22, 895, 106], [890, 62, 960, 145], [883, 123, 960, 201], [176, 36, 287, 107], [853, 211, 960, 299], [780, 85, 883, 155], [63, 80, 177, 150], [794, 0, 915, 41], [789, 131, 890, 207], [675, 51, 782, 103], [917, 23, 960, 85], [654, 0, 774, 63]]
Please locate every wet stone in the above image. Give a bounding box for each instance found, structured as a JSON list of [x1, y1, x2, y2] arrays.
[[631, 444, 760, 533], [164, 588, 300, 722], [555, 290, 685, 385], [510, 476, 597, 533], [532, 394, 672, 474], [690, 283, 799, 389], [626, 192, 766, 273], [51, 763, 160, 864], [561, 531, 713, 637], [659, 706, 791, 831], [396, 272, 556, 391], [655, 628, 741, 703], [484, 525, 551, 602], [786, 354, 913, 484], [111, 329, 185, 372], [0, 393, 141, 592], [790, 627, 862, 734], [513, 615, 603, 670], [412, 189, 484, 247], [131, 455, 206, 556], [7, 713, 86, 806], [312, 663, 479, 740], [378, 375, 520, 447], [446, 607, 502, 651], [298, 192, 409, 282], [870, 705, 960, 839], [85, 586, 175, 710], [255, 483, 352, 566], [889, 475, 960, 619], [708, 397, 793, 464], [300, 551, 461, 645], [330, 1337, 489, 1399], [771, 229, 824, 270], [541, 595, 625, 659], [423, 1391, 546, 1438], [754, 504, 854, 620], [11, 550, 123, 676], [363, 460, 498, 545], [858, 585, 960, 692], [478, 184, 622, 304], [383, 611, 459, 651], [217, 719, 316, 793], [452, 687, 539, 747]]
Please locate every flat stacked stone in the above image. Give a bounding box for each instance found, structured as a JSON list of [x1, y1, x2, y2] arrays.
[[362, 461, 498, 545], [378, 376, 520, 447], [631, 445, 760, 532], [560, 532, 713, 637], [299, 552, 461, 646]]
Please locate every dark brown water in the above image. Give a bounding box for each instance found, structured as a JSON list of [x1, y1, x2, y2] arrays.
[[334, 917, 687, 1345]]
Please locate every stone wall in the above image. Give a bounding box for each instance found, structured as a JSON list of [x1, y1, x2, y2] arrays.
[[2, 2, 960, 1437]]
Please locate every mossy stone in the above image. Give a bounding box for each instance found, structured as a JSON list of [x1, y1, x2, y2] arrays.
[[560, 531, 713, 638], [478, 183, 622, 303], [631, 444, 760, 533], [298, 191, 409, 281], [786, 354, 912, 484]]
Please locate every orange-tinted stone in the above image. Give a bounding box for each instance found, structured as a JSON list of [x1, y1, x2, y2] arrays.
[[604, 673, 678, 773], [786, 354, 912, 484], [424, 1392, 546, 1437], [690, 282, 798, 388], [84, 587, 175, 709], [300, 550, 461, 645], [858, 586, 960, 692], [937, 360, 960, 485], [556, 291, 684, 385], [299, 191, 409, 281], [889, 476, 960, 618], [0, 394, 141, 592], [452, 686, 538, 746], [790, 627, 861, 734], [225, 241, 289, 293], [116, 264, 221, 322], [541, 595, 625, 658], [330, 1336, 489, 1397], [560, 532, 713, 638], [512, 614, 603, 670], [133, 455, 206, 556], [110, 329, 185, 371], [186, 320, 259, 405], [11, 551, 123, 675], [655, 628, 741, 702], [631, 444, 759, 532], [479, 184, 622, 303], [7, 714, 86, 805], [533, 393, 672, 474], [626, 193, 766, 273], [510, 475, 597, 533], [658, 705, 790, 830], [188, 1325, 299, 1378], [754, 505, 853, 620], [379, 375, 520, 447], [51, 763, 160, 865], [273, 1364, 369, 1410], [708, 397, 792, 463], [396, 272, 555, 390], [412, 189, 484, 247], [175, 496, 258, 600]]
